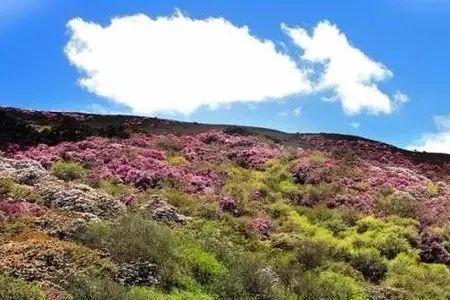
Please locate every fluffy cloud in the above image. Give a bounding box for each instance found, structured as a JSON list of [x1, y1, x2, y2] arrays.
[[65, 13, 311, 115], [407, 115, 450, 154], [65, 14, 406, 116], [283, 21, 396, 115]]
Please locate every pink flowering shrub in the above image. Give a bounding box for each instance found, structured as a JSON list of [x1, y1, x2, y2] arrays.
[[0, 199, 46, 217], [219, 196, 238, 214], [228, 146, 280, 169], [247, 218, 274, 237], [13, 130, 278, 193]]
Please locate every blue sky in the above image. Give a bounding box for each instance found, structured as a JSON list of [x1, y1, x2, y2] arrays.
[[1, 0, 450, 152]]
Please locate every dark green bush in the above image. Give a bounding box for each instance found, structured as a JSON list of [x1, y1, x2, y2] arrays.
[[350, 249, 387, 283], [296, 239, 331, 270], [374, 191, 418, 218], [79, 213, 176, 285], [66, 274, 126, 300], [218, 251, 280, 300], [154, 136, 182, 152]]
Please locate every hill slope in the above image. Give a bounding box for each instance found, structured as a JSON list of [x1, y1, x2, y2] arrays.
[[1, 106, 450, 299]]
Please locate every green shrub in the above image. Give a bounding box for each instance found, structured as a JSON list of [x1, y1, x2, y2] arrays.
[[0, 273, 45, 300], [9, 184, 43, 203], [295, 239, 331, 270], [0, 176, 43, 203], [78, 219, 111, 249], [298, 206, 347, 235], [52, 161, 86, 181], [126, 287, 213, 300], [350, 249, 387, 283], [162, 188, 198, 215], [425, 182, 441, 197], [384, 253, 450, 300], [218, 251, 280, 300], [351, 216, 418, 259], [314, 271, 368, 300], [98, 180, 133, 198], [110, 213, 176, 279], [166, 155, 189, 166], [66, 274, 126, 300], [176, 239, 227, 286], [285, 271, 367, 300], [154, 136, 182, 152], [0, 176, 14, 196], [374, 191, 418, 218], [80, 213, 176, 285]]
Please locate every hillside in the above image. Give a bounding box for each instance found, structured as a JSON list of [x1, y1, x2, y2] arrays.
[[1, 106, 450, 299]]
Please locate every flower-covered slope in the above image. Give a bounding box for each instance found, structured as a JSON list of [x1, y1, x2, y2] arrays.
[[1, 108, 450, 299]]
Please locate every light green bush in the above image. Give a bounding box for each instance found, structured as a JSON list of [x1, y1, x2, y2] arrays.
[[98, 180, 133, 198], [384, 253, 450, 300], [126, 287, 213, 300], [52, 160, 86, 181], [314, 271, 368, 300], [175, 238, 227, 286], [0, 273, 45, 300]]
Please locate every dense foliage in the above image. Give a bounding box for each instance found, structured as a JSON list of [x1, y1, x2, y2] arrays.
[[1, 115, 450, 299]]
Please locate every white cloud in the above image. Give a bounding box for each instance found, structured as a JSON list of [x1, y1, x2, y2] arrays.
[[393, 91, 409, 104], [65, 13, 311, 115], [350, 121, 360, 129], [282, 21, 396, 115], [293, 106, 302, 116], [407, 115, 450, 154]]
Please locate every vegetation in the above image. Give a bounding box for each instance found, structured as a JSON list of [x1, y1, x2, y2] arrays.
[[51, 160, 86, 181], [1, 122, 450, 299], [0, 273, 45, 300]]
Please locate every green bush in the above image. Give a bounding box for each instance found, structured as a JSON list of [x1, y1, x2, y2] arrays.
[[66, 274, 126, 300], [384, 253, 450, 300], [52, 161, 86, 181], [0, 176, 14, 196], [0, 273, 45, 300], [295, 239, 331, 270], [351, 216, 418, 259], [0, 176, 43, 203], [350, 249, 387, 283], [374, 191, 418, 218], [80, 213, 176, 285], [284, 271, 368, 300], [166, 155, 189, 166], [162, 188, 199, 215], [176, 240, 227, 286], [298, 206, 347, 235], [9, 184, 43, 203], [218, 251, 280, 300], [98, 180, 133, 198], [126, 287, 213, 300], [154, 136, 182, 152], [314, 271, 368, 300]]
